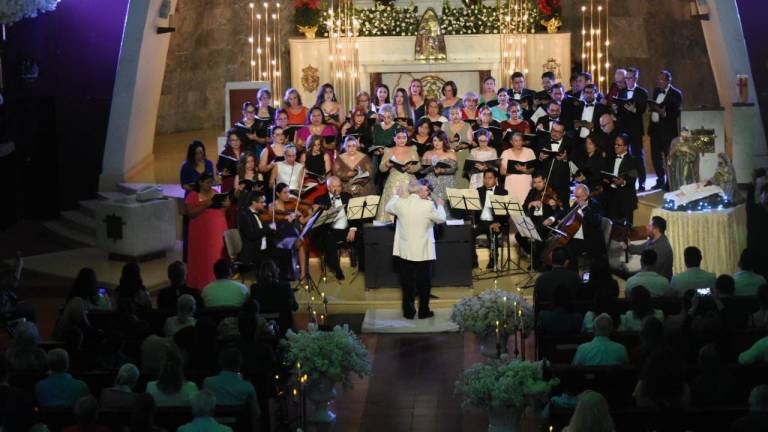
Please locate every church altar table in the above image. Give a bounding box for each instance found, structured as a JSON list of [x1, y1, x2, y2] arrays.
[[650, 205, 747, 275], [289, 33, 571, 104]]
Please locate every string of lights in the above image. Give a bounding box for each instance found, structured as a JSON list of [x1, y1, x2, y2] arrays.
[[249, 1, 282, 104], [581, 0, 610, 94]]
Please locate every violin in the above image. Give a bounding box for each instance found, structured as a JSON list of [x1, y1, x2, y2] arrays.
[[539, 186, 562, 209], [259, 197, 315, 224]]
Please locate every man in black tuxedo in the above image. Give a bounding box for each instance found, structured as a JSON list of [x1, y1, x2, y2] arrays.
[[518, 172, 564, 270], [312, 176, 359, 280], [508, 71, 535, 114], [538, 121, 573, 206], [595, 113, 620, 158], [473, 170, 509, 269], [573, 84, 611, 158], [648, 70, 682, 190], [551, 83, 579, 137], [562, 183, 607, 269], [612, 67, 648, 191], [535, 101, 562, 153], [238, 191, 276, 268], [533, 71, 556, 109], [603, 133, 639, 225]]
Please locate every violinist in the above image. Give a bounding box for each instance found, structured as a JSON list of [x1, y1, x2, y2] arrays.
[[473, 170, 508, 269], [237, 191, 276, 268], [558, 183, 606, 271], [518, 172, 564, 270], [267, 182, 314, 280], [312, 176, 360, 280]]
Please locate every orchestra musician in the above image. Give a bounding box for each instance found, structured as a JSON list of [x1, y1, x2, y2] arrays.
[[473, 170, 509, 269], [238, 190, 281, 270], [518, 172, 564, 270], [556, 183, 607, 270], [268, 144, 304, 195], [312, 176, 360, 280], [267, 182, 314, 280]]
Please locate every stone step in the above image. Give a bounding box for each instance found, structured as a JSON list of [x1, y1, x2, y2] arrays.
[[41, 220, 96, 247], [60, 210, 97, 236], [77, 200, 102, 218], [97, 191, 129, 201]]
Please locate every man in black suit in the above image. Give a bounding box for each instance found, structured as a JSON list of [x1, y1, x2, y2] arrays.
[[312, 176, 359, 280], [648, 70, 682, 190], [508, 71, 535, 114], [473, 170, 509, 269], [156, 261, 203, 315], [538, 121, 573, 206], [551, 83, 579, 137], [535, 101, 562, 153], [573, 84, 611, 158], [534, 247, 582, 302], [238, 191, 277, 269], [533, 71, 556, 109], [562, 183, 608, 269], [518, 172, 564, 270], [603, 133, 639, 225], [595, 113, 620, 158], [612, 67, 648, 191]]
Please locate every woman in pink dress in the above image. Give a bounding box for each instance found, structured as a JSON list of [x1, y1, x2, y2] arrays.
[[185, 172, 230, 290], [500, 132, 536, 205]]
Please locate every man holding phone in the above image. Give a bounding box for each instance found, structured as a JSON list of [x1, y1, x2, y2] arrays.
[[670, 247, 716, 297]]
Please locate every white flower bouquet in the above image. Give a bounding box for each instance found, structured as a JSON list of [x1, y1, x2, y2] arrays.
[[455, 359, 558, 409], [450, 288, 533, 335], [0, 0, 59, 26]]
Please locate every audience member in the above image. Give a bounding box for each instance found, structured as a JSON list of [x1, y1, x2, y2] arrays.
[[140, 331, 173, 376], [581, 271, 620, 333], [5, 320, 47, 375], [633, 349, 690, 422], [738, 335, 768, 365], [535, 247, 582, 303], [115, 262, 151, 314], [624, 250, 670, 297], [177, 390, 233, 432], [749, 284, 768, 328], [100, 363, 139, 410], [62, 395, 110, 432], [203, 348, 260, 428], [201, 260, 249, 308], [163, 294, 197, 338], [582, 260, 619, 306], [156, 261, 202, 315], [619, 286, 664, 331], [715, 274, 748, 329], [734, 249, 767, 296], [249, 260, 299, 332], [572, 313, 628, 366], [562, 390, 615, 432], [538, 284, 582, 335], [0, 357, 36, 432], [53, 268, 104, 344], [627, 216, 673, 279], [236, 311, 275, 432], [669, 246, 716, 297], [690, 344, 734, 407], [731, 384, 768, 432], [631, 316, 665, 370], [146, 349, 198, 406], [126, 393, 166, 432], [664, 289, 695, 351], [35, 349, 90, 408]]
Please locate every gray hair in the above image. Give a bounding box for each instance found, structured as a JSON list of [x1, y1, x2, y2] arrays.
[[47, 348, 70, 373], [190, 390, 217, 417], [379, 103, 396, 118], [407, 179, 423, 194], [325, 175, 341, 187], [177, 294, 196, 317], [463, 91, 479, 103], [284, 144, 297, 156], [574, 183, 590, 196], [594, 313, 614, 337], [750, 384, 768, 412], [114, 363, 140, 388]]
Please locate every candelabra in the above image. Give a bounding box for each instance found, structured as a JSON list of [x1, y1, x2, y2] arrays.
[[249, 1, 283, 104], [580, 0, 610, 94], [498, 0, 533, 89], [326, 0, 360, 112]]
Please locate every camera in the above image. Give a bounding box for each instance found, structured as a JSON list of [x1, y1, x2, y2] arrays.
[[696, 287, 711, 296]]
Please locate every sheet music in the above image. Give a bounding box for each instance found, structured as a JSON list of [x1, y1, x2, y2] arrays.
[[489, 195, 523, 216], [347, 195, 381, 220], [446, 188, 482, 211], [511, 215, 542, 241]]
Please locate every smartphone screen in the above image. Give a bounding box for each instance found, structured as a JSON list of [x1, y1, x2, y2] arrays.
[[582, 272, 590, 283], [696, 287, 711, 296]]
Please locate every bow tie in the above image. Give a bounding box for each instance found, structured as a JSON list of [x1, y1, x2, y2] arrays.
[[585, 103, 594, 107], [487, 188, 494, 192], [616, 155, 624, 159], [331, 195, 340, 201]]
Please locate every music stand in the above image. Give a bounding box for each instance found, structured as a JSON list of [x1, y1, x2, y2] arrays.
[[296, 208, 340, 312], [509, 210, 541, 289], [446, 188, 482, 212], [347, 195, 380, 220]]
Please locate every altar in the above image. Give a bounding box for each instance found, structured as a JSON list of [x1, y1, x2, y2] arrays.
[[289, 32, 571, 103]]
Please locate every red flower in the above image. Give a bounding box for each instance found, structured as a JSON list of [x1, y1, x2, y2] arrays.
[[537, 0, 552, 16], [294, 0, 319, 10]]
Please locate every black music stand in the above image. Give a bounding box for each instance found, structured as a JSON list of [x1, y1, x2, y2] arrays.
[[446, 188, 482, 212], [509, 209, 541, 289], [346, 195, 380, 284], [296, 207, 341, 321]]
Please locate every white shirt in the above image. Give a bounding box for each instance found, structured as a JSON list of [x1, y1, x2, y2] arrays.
[[481, 189, 495, 221], [611, 153, 626, 189], [626, 85, 636, 100], [550, 138, 563, 153], [511, 90, 522, 100], [276, 161, 303, 190], [650, 84, 669, 123], [579, 101, 596, 138], [329, 194, 349, 230], [250, 209, 267, 250], [573, 207, 585, 240]]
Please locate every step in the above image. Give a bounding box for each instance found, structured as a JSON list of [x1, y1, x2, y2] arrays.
[[97, 191, 129, 201], [77, 200, 102, 218], [41, 220, 96, 247], [60, 210, 97, 236]]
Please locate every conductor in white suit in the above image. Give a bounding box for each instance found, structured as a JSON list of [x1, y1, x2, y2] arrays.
[[385, 178, 447, 319]]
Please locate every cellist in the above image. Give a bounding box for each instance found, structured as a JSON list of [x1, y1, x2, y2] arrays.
[[517, 172, 564, 271], [551, 183, 607, 271]]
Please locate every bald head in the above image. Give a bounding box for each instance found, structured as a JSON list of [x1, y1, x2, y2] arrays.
[[599, 113, 615, 133]]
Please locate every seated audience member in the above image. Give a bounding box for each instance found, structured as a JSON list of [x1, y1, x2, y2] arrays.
[[715, 274, 749, 329], [249, 260, 299, 321], [0, 357, 36, 432], [35, 349, 90, 408], [127, 393, 165, 432], [633, 348, 690, 411], [174, 318, 219, 372], [146, 349, 198, 406], [619, 286, 665, 331], [164, 294, 197, 338], [738, 335, 768, 365], [562, 390, 615, 432], [534, 247, 582, 302], [669, 246, 716, 297], [572, 313, 628, 366], [631, 316, 665, 370], [115, 262, 152, 314], [690, 344, 734, 407], [53, 268, 105, 345], [177, 390, 233, 432], [625, 250, 670, 297], [581, 271, 620, 333], [203, 348, 260, 428], [100, 363, 139, 410], [201, 260, 249, 308], [62, 395, 110, 432], [734, 249, 767, 296], [731, 384, 768, 432], [5, 320, 47, 375], [664, 289, 696, 346], [538, 284, 582, 335], [581, 260, 619, 304], [627, 216, 673, 279], [749, 284, 768, 328], [140, 330, 172, 375], [156, 261, 202, 315]]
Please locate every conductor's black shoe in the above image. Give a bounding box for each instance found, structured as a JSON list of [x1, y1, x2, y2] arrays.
[[418, 310, 435, 319], [472, 261, 479, 269], [335, 269, 345, 280], [404, 311, 416, 319], [651, 183, 664, 190]]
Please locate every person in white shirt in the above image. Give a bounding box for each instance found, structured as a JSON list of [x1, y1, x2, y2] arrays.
[[385, 178, 447, 319]]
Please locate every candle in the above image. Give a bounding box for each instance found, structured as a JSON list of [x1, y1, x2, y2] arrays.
[[503, 296, 508, 320], [313, 310, 318, 323]]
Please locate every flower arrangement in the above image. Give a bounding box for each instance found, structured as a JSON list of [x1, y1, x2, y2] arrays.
[[0, 0, 60, 26], [284, 324, 372, 390], [450, 288, 534, 335], [294, 0, 322, 28], [320, 3, 418, 38], [455, 359, 558, 409], [536, 0, 561, 19]]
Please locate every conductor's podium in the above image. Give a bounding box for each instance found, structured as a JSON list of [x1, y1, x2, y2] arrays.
[[363, 222, 474, 289]]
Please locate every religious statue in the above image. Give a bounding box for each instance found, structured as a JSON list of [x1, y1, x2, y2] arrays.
[[667, 128, 700, 191], [706, 153, 743, 203], [414, 8, 447, 62], [540, 17, 562, 34]]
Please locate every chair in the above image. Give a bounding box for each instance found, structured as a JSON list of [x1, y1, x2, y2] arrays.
[[223, 229, 255, 282], [577, 217, 613, 272]]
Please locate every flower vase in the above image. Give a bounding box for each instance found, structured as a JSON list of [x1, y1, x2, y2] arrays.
[[479, 332, 508, 358], [487, 407, 521, 432], [307, 376, 337, 428], [297, 25, 318, 39]]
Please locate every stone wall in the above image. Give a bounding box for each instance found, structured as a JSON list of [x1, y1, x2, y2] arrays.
[[157, 0, 717, 134]]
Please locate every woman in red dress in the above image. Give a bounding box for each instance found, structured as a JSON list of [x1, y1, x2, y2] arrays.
[[185, 172, 230, 290]]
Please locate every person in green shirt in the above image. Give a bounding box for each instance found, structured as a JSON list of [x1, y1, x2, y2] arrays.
[[572, 313, 629, 366], [670, 246, 717, 297], [201, 260, 249, 308], [625, 250, 670, 297], [734, 248, 767, 296]]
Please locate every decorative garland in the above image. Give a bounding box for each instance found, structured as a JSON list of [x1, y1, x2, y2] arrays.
[[0, 0, 60, 26]]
